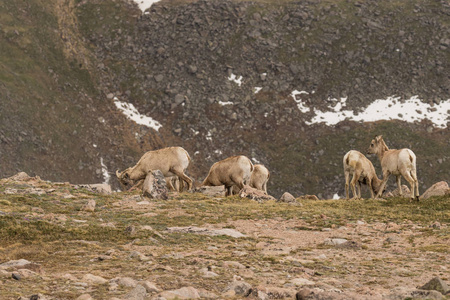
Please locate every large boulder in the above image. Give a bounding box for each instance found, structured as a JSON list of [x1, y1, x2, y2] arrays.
[[142, 170, 168, 200], [420, 182, 450, 200]]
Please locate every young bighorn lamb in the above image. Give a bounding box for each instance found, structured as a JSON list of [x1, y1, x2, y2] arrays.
[[343, 150, 383, 199], [116, 147, 193, 191], [202, 155, 254, 196], [250, 164, 270, 193], [367, 135, 419, 200]]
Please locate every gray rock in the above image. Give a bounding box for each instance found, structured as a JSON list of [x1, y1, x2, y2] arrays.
[[239, 185, 276, 203], [279, 192, 296, 203], [0, 259, 32, 268], [81, 200, 96, 212], [142, 170, 168, 200], [12, 272, 21, 280], [420, 182, 450, 200], [385, 287, 444, 300], [160, 286, 200, 299], [420, 277, 449, 295], [166, 226, 246, 238], [123, 285, 147, 300], [223, 281, 252, 297]]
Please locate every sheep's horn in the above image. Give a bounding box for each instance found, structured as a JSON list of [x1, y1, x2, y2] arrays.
[[116, 170, 122, 178]]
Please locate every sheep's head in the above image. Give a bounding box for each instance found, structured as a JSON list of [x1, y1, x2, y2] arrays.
[[116, 168, 133, 189], [367, 135, 387, 155]]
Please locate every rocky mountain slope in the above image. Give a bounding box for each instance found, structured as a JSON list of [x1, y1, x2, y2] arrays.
[[0, 0, 449, 198]]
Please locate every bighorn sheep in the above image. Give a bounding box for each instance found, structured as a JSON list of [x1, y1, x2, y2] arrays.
[[343, 150, 383, 199], [367, 135, 419, 200], [202, 155, 254, 196], [250, 164, 270, 193], [116, 146, 193, 191]]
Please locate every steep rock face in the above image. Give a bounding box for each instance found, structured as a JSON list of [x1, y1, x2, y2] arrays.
[[1, 0, 449, 198]]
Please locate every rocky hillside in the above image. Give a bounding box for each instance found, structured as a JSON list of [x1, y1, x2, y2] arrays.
[[0, 0, 449, 198]]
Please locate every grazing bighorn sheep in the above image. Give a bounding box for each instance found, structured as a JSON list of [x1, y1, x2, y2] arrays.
[[343, 150, 383, 199], [367, 135, 419, 200], [202, 155, 254, 196], [116, 146, 193, 191], [250, 164, 270, 193]]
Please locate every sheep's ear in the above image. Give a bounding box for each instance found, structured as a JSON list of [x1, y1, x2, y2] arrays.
[[375, 135, 382, 142], [124, 173, 129, 179]]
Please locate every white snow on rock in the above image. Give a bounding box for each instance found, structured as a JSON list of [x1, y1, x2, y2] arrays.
[[293, 94, 449, 128], [290, 90, 311, 113], [133, 0, 160, 12], [113, 97, 162, 131], [100, 158, 110, 185], [219, 101, 234, 106], [228, 74, 243, 86]]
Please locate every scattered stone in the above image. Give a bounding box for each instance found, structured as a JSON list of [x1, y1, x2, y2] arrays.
[[81, 200, 96, 212], [386, 287, 444, 300], [76, 294, 93, 300], [420, 277, 450, 295], [142, 281, 160, 293], [166, 226, 246, 238], [239, 185, 276, 203], [114, 276, 138, 288], [386, 185, 411, 198], [82, 274, 108, 285], [123, 285, 147, 300], [142, 170, 168, 200], [0, 259, 32, 268], [223, 280, 252, 297], [223, 261, 246, 269], [7, 172, 31, 181], [160, 286, 200, 299], [420, 181, 450, 200], [76, 184, 112, 194], [193, 186, 225, 197], [200, 267, 219, 278], [323, 238, 348, 246], [254, 286, 296, 299], [278, 192, 296, 203], [291, 278, 315, 286]]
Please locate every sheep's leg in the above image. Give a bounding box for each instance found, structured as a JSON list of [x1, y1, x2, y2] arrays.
[[396, 176, 403, 196], [402, 171, 416, 200], [225, 185, 233, 197], [376, 173, 390, 199], [263, 182, 267, 194], [411, 170, 420, 201], [357, 182, 362, 199], [345, 172, 350, 200], [367, 180, 375, 199], [350, 171, 361, 199], [171, 168, 193, 190]]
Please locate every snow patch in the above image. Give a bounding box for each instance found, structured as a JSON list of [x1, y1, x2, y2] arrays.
[[113, 97, 162, 131], [291, 90, 311, 113], [100, 158, 110, 185], [254, 87, 262, 94], [228, 74, 243, 86], [219, 101, 234, 106], [332, 193, 340, 200], [133, 0, 160, 12], [293, 94, 449, 128]]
